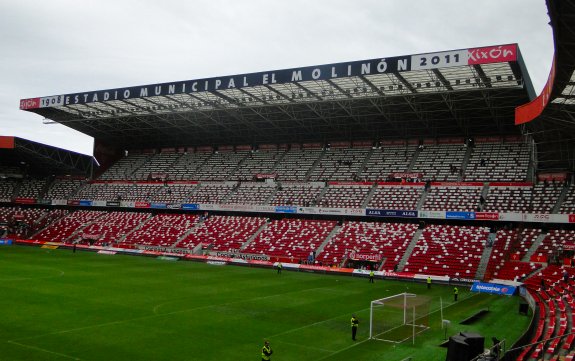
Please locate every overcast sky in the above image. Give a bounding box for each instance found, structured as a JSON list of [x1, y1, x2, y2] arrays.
[[0, 0, 554, 156]]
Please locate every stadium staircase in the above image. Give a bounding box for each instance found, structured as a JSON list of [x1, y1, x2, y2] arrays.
[[225, 153, 250, 181], [269, 149, 288, 172], [314, 185, 330, 207], [117, 214, 153, 244], [523, 231, 548, 262], [171, 219, 206, 248], [552, 184, 571, 213], [459, 145, 474, 181], [406, 146, 421, 172], [314, 224, 342, 256], [356, 147, 375, 180], [361, 183, 378, 208], [474, 231, 497, 280], [416, 188, 428, 210], [304, 148, 327, 181], [64, 212, 108, 243], [396, 228, 423, 271], [478, 183, 490, 211], [239, 221, 268, 251]]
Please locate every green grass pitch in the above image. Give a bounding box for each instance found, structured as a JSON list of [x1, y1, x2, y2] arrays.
[[0, 246, 530, 360]]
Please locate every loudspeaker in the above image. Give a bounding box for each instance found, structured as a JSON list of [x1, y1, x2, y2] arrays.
[[460, 332, 485, 359], [446, 335, 469, 361]]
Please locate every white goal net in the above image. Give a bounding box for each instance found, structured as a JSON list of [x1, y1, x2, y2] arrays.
[[369, 292, 431, 343]]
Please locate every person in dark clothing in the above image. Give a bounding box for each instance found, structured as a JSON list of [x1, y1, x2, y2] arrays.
[[351, 315, 359, 340], [261, 340, 273, 361]]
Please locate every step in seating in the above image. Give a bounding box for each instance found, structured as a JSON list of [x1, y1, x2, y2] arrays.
[[34, 210, 107, 243], [242, 219, 337, 262], [175, 215, 267, 251], [403, 224, 489, 278], [80, 211, 149, 246], [316, 221, 418, 270], [422, 185, 482, 211], [225, 183, 276, 205], [367, 184, 423, 210], [270, 183, 324, 207], [317, 185, 371, 208], [121, 214, 198, 248]]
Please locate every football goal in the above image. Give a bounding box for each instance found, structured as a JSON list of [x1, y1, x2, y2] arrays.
[[369, 292, 431, 344]]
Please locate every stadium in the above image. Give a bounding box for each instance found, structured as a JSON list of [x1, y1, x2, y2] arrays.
[[1, 1, 574, 360]]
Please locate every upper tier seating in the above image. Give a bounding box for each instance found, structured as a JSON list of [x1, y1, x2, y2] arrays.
[[120, 214, 198, 248], [483, 185, 533, 213], [176, 215, 267, 251], [465, 142, 529, 182], [233, 149, 285, 181], [45, 178, 84, 200], [130, 152, 181, 180], [361, 145, 416, 181], [308, 147, 370, 181], [273, 148, 324, 181], [34, 210, 107, 243], [317, 185, 371, 208], [226, 183, 276, 205], [422, 185, 482, 212], [270, 183, 323, 207], [316, 221, 418, 270], [194, 150, 249, 181], [411, 144, 467, 182], [74, 183, 134, 201], [151, 184, 198, 203], [99, 154, 150, 180], [170, 151, 213, 180], [16, 178, 48, 199], [121, 184, 163, 201], [403, 224, 489, 278], [187, 183, 235, 203], [367, 184, 423, 210], [0, 179, 19, 202], [242, 219, 337, 261]]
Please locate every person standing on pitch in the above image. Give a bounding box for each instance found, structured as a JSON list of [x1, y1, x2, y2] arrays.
[[427, 276, 431, 289], [277, 262, 282, 274], [453, 286, 459, 301], [351, 314, 359, 340], [261, 340, 273, 361], [369, 270, 374, 283]]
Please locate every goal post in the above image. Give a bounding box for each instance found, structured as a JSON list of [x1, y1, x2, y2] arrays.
[[369, 292, 431, 343]]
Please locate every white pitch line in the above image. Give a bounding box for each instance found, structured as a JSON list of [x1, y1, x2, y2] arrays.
[[275, 340, 334, 354], [11, 285, 337, 343], [7, 340, 83, 360]]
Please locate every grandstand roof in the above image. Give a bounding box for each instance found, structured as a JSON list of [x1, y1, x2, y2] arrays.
[[0, 136, 96, 176], [520, 0, 575, 172], [20, 45, 534, 149]]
